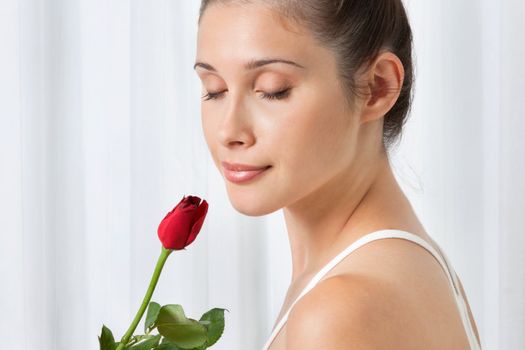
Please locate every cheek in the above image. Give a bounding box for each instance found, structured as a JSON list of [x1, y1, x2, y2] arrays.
[[275, 99, 353, 179]]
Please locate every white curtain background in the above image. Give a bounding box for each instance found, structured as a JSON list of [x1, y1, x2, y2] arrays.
[[1, 0, 523, 349]]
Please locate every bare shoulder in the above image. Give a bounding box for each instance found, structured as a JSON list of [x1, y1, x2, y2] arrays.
[[286, 274, 415, 349], [285, 237, 472, 349]]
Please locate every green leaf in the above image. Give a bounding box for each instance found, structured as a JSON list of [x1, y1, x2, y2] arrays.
[[98, 324, 117, 350], [154, 341, 183, 350], [128, 334, 162, 350], [156, 304, 189, 324], [145, 301, 162, 333], [199, 308, 228, 347], [154, 305, 208, 349]]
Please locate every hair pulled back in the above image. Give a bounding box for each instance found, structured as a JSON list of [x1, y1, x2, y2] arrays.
[[198, 0, 415, 152]]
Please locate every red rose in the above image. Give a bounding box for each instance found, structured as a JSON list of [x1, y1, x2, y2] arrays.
[[157, 195, 209, 250]]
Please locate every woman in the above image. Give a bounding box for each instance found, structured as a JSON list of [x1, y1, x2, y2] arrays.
[[194, 0, 482, 349]]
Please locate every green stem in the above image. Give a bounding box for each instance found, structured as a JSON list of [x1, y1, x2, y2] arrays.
[[116, 246, 173, 350]]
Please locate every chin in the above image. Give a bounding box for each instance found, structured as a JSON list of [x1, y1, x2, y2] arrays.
[[226, 190, 280, 217]]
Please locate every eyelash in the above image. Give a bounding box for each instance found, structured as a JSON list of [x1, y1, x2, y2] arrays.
[[201, 88, 291, 101]]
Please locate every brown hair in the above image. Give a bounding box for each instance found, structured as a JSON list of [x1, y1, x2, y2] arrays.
[[198, 0, 415, 152]]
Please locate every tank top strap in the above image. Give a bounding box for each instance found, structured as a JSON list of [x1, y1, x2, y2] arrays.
[[262, 229, 481, 350]]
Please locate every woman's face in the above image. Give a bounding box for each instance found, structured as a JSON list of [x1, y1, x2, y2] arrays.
[[195, 3, 364, 216]]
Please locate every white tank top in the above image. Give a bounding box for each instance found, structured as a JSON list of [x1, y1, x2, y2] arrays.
[[262, 229, 481, 350]]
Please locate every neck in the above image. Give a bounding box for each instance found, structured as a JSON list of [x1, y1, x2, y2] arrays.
[[282, 151, 406, 283]]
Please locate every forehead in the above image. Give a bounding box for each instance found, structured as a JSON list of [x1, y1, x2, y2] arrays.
[[196, 3, 323, 71]]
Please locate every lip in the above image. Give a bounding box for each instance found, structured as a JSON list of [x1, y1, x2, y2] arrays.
[[221, 161, 270, 171], [221, 161, 272, 184]]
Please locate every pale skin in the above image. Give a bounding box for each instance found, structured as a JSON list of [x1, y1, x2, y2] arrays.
[[195, 2, 481, 349]]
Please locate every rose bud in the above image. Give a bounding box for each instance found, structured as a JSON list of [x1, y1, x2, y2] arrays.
[[157, 195, 209, 250]]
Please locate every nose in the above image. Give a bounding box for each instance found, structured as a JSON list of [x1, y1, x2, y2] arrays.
[[217, 93, 256, 148]]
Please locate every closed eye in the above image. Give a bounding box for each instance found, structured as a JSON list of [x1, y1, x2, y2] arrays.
[[201, 88, 291, 101], [260, 88, 291, 100]]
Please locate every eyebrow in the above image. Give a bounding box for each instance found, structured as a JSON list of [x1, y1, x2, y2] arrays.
[[193, 58, 305, 72]]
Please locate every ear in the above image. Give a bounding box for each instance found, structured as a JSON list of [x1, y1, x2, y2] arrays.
[[359, 51, 405, 124]]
